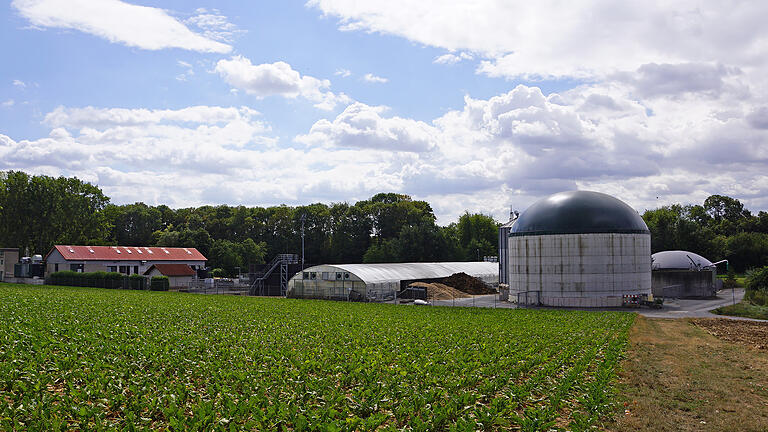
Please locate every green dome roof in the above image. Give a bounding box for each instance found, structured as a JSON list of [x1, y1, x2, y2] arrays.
[[510, 191, 649, 236]]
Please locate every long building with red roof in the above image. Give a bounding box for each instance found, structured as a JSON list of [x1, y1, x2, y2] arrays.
[[45, 245, 207, 276]]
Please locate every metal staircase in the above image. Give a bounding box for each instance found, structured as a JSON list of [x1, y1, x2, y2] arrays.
[[250, 254, 299, 296]]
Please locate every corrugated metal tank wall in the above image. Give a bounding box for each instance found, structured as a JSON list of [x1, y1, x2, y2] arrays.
[[508, 233, 651, 307], [498, 225, 511, 285]]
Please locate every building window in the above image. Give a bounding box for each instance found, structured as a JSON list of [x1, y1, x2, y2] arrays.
[[54, 263, 59, 272], [310, 272, 317, 280], [133, 266, 139, 274], [336, 272, 342, 280], [321, 272, 330, 280], [107, 266, 117, 273], [303, 272, 309, 279], [119, 266, 129, 274], [70, 264, 84, 272], [344, 272, 350, 279]]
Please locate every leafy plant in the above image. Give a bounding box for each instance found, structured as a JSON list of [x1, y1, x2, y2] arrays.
[[746, 266, 768, 292], [0, 284, 634, 430], [150, 276, 169, 291]]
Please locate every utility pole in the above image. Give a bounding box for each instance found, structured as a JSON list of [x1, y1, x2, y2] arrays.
[[300, 214, 306, 270]]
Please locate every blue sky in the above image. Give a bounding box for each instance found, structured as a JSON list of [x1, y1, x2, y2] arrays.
[[2, 0, 768, 222]]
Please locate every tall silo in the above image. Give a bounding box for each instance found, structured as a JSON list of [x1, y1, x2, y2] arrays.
[[498, 208, 518, 286], [508, 191, 651, 307]]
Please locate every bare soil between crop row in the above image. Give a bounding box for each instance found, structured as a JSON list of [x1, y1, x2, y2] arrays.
[[611, 316, 768, 432]]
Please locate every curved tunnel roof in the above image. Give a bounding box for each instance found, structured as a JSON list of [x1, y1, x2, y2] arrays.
[[510, 190, 649, 236], [297, 262, 498, 285], [652, 250, 714, 271]]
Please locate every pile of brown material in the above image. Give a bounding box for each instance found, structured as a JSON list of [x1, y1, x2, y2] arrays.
[[409, 282, 470, 300], [440, 272, 496, 295], [691, 318, 768, 350]]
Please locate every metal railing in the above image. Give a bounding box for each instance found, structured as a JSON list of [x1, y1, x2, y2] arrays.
[[250, 254, 299, 296]]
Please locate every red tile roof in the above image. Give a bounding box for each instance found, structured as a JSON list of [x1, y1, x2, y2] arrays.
[[46, 245, 207, 261], [144, 264, 196, 277]]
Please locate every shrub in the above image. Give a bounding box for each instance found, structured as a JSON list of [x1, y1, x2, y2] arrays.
[[745, 289, 768, 306], [128, 274, 146, 290], [744, 266, 768, 306], [150, 276, 169, 291], [746, 266, 768, 292], [48, 271, 138, 289], [211, 268, 225, 278]]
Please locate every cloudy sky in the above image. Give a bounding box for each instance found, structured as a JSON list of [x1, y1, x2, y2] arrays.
[[2, 0, 768, 223]]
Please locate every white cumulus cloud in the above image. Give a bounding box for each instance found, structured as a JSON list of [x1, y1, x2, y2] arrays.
[[12, 0, 231, 53], [433, 52, 473, 65], [185, 7, 243, 43], [309, 0, 768, 81], [215, 56, 351, 110], [334, 68, 352, 77], [297, 102, 438, 152], [362, 73, 388, 83]]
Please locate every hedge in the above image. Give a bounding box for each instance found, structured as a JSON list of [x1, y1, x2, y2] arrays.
[[150, 276, 169, 291], [47, 271, 147, 290]]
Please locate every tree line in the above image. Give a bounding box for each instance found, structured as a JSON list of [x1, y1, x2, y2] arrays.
[[1, 171, 767, 275], [0, 171, 498, 275], [641, 195, 768, 272]]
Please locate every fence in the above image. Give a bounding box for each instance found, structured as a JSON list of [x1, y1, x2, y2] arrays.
[[288, 279, 514, 309], [516, 290, 541, 306], [186, 278, 251, 295]]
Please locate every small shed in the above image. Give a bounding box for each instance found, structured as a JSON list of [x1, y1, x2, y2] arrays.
[[144, 264, 196, 289]]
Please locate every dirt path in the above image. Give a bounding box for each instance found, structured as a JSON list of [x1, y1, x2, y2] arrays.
[[611, 317, 768, 431]]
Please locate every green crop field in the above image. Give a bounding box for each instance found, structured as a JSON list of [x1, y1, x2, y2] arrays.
[[0, 284, 634, 431]]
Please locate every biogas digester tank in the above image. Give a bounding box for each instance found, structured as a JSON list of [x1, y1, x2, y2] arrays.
[[508, 191, 651, 307]]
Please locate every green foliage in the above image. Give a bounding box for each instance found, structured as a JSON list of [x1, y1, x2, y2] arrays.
[[723, 268, 739, 289], [150, 276, 170, 291], [7, 169, 768, 272], [745, 266, 768, 293], [726, 233, 768, 273], [0, 171, 110, 254], [642, 195, 768, 272], [0, 284, 634, 430], [713, 301, 768, 320], [47, 271, 144, 289], [447, 212, 498, 261], [744, 289, 768, 306], [641, 204, 718, 257], [103, 202, 163, 246], [210, 268, 225, 278], [208, 239, 267, 276]]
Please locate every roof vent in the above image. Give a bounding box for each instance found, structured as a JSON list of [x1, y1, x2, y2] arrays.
[[68, 247, 75, 253], [183, 248, 192, 255], [136, 249, 143, 254], [116, 249, 121, 254], [88, 248, 94, 253], [147, 249, 153, 254], [126, 249, 132, 254]]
